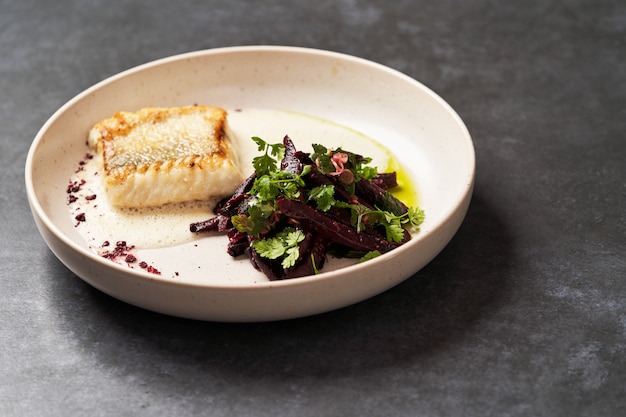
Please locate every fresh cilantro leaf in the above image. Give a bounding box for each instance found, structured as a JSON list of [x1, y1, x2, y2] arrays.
[[252, 154, 278, 176], [232, 214, 261, 235], [232, 202, 275, 235], [359, 165, 378, 181], [311, 143, 329, 158], [252, 136, 267, 152], [251, 169, 309, 202], [308, 185, 336, 212], [383, 211, 399, 224], [251, 228, 306, 269], [333, 200, 423, 242], [383, 221, 406, 243], [268, 142, 285, 161], [359, 250, 381, 263], [311, 143, 335, 174], [254, 175, 277, 201], [275, 172, 303, 199], [406, 206, 425, 228], [252, 238, 286, 259], [250, 137, 285, 175], [282, 246, 300, 269], [284, 229, 306, 247]]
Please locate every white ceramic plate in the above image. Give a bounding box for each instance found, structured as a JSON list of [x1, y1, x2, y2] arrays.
[[25, 46, 474, 322]]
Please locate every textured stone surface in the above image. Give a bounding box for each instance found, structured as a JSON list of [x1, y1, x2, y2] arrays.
[[1, 0, 624, 416]]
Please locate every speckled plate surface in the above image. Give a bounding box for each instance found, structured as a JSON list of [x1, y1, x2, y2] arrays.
[[25, 46, 474, 322]]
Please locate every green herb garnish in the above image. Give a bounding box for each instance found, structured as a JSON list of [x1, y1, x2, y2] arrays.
[[194, 136, 425, 280], [251, 228, 306, 269]]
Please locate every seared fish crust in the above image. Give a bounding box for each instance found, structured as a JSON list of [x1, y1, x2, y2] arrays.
[[88, 106, 244, 207]]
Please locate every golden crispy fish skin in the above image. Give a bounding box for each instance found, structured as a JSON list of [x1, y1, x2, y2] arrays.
[[88, 105, 244, 207]]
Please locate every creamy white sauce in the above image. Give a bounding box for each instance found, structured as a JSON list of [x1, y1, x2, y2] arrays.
[[68, 108, 391, 255], [228, 109, 391, 178]]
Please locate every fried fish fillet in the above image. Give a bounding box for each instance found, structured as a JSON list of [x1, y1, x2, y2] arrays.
[[88, 105, 244, 207]]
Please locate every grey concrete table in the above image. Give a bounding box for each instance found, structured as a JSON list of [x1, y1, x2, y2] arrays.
[[1, 1, 624, 416]]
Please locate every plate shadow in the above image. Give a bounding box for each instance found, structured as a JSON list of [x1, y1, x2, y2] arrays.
[[45, 190, 514, 386]]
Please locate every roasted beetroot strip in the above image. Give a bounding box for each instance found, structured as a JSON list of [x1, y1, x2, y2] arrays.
[[284, 233, 328, 279], [372, 172, 398, 190], [305, 165, 384, 212], [355, 178, 408, 216], [189, 137, 413, 281], [277, 198, 398, 253], [226, 229, 248, 256], [247, 236, 285, 280], [189, 216, 221, 233], [217, 173, 256, 217], [280, 135, 303, 174]]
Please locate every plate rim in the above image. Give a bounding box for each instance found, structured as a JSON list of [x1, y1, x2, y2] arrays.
[[25, 45, 474, 294]]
